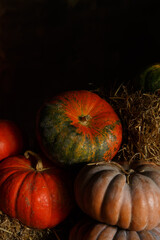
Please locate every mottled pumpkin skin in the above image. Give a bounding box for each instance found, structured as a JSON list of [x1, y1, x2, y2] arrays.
[[36, 90, 122, 165], [74, 162, 160, 231], [0, 155, 72, 229], [69, 219, 160, 240], [138, 63, 160, 92]]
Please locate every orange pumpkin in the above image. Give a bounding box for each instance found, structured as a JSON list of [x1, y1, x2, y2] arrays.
[[36, 90, 122, 165], [74, 161, 160, 231], [0, 120, 24, 161], [0, 151, 73, 229]]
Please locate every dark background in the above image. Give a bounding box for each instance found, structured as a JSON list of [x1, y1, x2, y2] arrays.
[[0, 0, 160, 146]]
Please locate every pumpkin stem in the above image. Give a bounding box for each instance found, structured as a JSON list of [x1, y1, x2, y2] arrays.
[[110, 162, 135, 184], [87, 161, 107, 166], [126, 169, 135, 184], [79, 115, 91, 126], [87, 161, 135, 184], [24, 150, 44, 171]]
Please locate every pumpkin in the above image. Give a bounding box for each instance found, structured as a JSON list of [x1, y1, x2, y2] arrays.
[[0, 151, 73, 229], [137, 63, 160, 92], [0, 119, 24, 161], [36, 90, 122, 165], [69, 218, 160, 240], [74, 161, 160, 231]]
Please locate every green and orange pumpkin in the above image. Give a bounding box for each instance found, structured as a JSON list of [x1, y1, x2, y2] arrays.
[[36, 90, 122, 165], [69, 218, 160, 240]]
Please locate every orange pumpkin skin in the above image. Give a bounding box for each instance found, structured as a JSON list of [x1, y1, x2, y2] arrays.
[[0, 153, 73, 229], [69, 219, 160, 240], [36, 90, 122, 165], [74, 162, 160, 231], [0, 120, 24, 161]]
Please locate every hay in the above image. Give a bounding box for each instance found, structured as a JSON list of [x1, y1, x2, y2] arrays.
[[0, 210, 68, 240], [0, 211, 52, 240], [0, 205, 81, 240], [109, 85, 160, 165]]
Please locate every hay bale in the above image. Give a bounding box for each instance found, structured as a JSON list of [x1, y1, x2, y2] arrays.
[[109, 85, 160, 164], [0, 211, 55, 240], [0, 209, 76, 240]]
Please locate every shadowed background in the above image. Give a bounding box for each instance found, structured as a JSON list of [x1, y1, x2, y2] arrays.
[[0, 0, 160, 146]]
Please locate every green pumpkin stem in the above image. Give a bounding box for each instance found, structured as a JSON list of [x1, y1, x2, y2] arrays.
[[24, 150, 43, 171]]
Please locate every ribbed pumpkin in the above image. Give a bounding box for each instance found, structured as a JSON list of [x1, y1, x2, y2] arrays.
[[74, 161, 160, 231], [137, 63, 160, 92], [69, 218, 160, 240], [36, 90, 122, 165], [0, 151, 73, 229]]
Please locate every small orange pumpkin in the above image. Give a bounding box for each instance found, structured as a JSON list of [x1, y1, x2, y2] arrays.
[[74, 161, 160, 231], [0, 151, 73, 229], [0, 119, 24, 161]]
